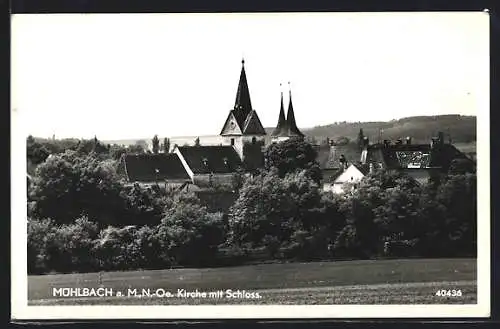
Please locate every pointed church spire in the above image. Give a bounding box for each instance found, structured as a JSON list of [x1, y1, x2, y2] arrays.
[[272, 83, 288, 137], [286, 82, 304, 137], [233, 58, 253, 127]]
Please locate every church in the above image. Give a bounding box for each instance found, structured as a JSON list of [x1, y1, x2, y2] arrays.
[[118, 59, 305, 190], [117, 59, 474, 193]]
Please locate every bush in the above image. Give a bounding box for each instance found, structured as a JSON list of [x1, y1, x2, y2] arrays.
[[157, 197, 227, 267], [94, 225, 142, 271], [27, 218, 57, 274], [28, 216, 100, 274]]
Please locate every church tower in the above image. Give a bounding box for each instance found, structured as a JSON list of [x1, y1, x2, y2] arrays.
[[220, 59, 267, 160], [271, 82, 304, 142]]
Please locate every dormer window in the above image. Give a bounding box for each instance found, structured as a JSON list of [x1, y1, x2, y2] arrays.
[[202, 158, 209, 168], [223, 157, 229, 167]]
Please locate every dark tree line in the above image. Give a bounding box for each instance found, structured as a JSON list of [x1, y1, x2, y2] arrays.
[[27, 138, 476, 274]]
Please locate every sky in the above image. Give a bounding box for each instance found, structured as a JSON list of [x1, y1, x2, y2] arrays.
[[11, 12, 488, 140]]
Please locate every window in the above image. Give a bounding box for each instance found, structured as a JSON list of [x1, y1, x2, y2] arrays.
[[230, 138, 235, 146], [252, 137, 257, 144]]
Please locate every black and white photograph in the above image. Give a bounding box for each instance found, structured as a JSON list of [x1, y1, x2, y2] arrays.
[[11, 12, 490, 319]]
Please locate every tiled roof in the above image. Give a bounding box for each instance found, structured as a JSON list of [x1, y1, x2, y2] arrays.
[[367, 143, 472, 171], [242, 110, 267, 135], [122, 153, 190, 182], [321, 168, 343, 183], [317, 144, 362, 169], [176, 146, 243, 174]]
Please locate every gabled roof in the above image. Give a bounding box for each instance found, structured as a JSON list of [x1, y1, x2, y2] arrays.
[[242, 110, 267, 135], [176, 146, 243, 174], [333, 163, 368, 183], [121, 153, 190, 182], [220, 111, 243, 135], [366, 142, 472, 172], [321, 168, 343, 183], [317, 144, 362, 169], [220, 60, 266, 136]]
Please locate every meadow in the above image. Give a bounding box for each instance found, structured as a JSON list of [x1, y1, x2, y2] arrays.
[[29, 258, 476, 305]]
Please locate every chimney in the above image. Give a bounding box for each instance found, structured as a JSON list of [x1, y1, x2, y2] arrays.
[[406, 137, 412, 145], [329, 141, 337, 165], [362, 136, 369, 149], [430, 137, 439, 149], [339, 154, 347, 171], [438, 132, 444, 145]]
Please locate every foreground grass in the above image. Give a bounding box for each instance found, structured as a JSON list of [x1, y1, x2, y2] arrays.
[[28, 258, 476, 305]]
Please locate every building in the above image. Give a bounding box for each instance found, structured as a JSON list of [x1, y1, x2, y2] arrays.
[[323, 163, 369, 194], [117, 153, 192, 191], [219, 59, 268, 161], [271, 82, 305, 142], [324, 133, 475, 194], [119, 59, 305, 189]]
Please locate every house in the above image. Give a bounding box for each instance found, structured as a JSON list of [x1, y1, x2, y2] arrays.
[[323, 163, 370, 194], [174, 145, 243, 187], [326, 133, 475, 194], [117, 153, 192, 191], [121, 59, 306, 190]]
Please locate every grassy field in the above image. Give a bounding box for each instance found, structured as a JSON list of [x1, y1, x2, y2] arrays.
[[28, 258, 476, 305]]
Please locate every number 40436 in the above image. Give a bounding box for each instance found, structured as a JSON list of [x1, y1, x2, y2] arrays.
[[435, 289, 462, 297]]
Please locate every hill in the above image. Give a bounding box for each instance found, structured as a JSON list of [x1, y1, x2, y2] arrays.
[[87, 115, 475, 147], [298, 115, 476, 144]]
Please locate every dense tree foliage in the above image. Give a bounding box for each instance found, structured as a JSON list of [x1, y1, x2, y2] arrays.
[[27, 135, 477, 274], [29, 151, 125, 225], [152, 135, 160, 154], [156, 193, 227, 267], [264, 139, 322, 184]]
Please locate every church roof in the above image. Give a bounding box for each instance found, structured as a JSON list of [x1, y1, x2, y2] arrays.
[[271, 90, 288, 137], [233, 59, 253, 129], [176, 145, 243, 174], [221, 60, 266, 136], [242, 110, 267, 135], [121, 153, 190, 182], [286, 87, 304, 137]]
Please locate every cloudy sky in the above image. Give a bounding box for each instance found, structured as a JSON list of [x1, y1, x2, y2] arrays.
[[11, 12, 488, 140]]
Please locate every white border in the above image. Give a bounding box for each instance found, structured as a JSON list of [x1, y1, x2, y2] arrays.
[[11, 12, 491, 320]]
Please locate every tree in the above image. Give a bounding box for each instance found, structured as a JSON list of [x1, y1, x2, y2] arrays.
[[264, 139, 322, 184], [357, 128, 365, 150], [156, 195, 226, 267], [26, 136, 50, 165], [94, 225, 142, 271], [194, 137, 201, 146], [128, 140, 146, 154], [163, 137, 170, 153], [30, 151, 125, 226], [228, 169, 336, 255], [333, 170, 412, 258], [152, 135, 160, 154], [109, 144, 127, 160]]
